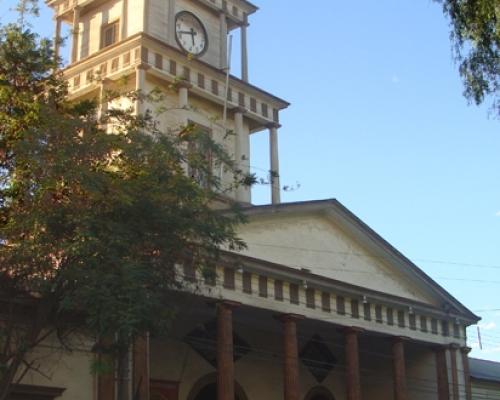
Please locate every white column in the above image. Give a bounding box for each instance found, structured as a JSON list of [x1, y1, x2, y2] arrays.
[[177, 81, 191, 176], [168, 0, 176, 46], [220, 13, 228, 69], [135, 66, 146, 115], [121, 0, 128, 40], [234, 108, 249, 203], [143, 0, 149, 35], [241, 14, 249, 82], [269, 123, 281, 204], [54, 17, 62, 63], [177, 80, 192, 126], [71, 7, 81, 63], [178, 83, 190, 109], [98, 82, 108, 123]]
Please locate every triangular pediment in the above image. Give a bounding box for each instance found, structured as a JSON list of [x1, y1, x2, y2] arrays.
[[233, 199, 477, 320]]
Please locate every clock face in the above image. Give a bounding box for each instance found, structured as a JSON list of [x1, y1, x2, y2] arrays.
[[175, 11, 208, 56]]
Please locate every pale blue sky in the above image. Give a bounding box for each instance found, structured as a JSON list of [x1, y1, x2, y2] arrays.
[[1, 0, 499, 360]]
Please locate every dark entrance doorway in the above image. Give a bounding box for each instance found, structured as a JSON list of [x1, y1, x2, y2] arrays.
[[193, 382, 243, 400]]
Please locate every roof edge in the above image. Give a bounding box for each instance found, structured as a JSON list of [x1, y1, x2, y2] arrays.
[[240, 199, 480, 323]]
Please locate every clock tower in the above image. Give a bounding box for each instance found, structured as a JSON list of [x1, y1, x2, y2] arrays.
[[47, 0, 289, 204]]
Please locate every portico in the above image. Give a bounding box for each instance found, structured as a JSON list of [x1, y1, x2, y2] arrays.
[[129, 287, 472, 400]]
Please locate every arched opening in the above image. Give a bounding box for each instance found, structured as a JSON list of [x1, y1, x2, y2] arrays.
[[187, 373, 248, 400], [304, 386, 335, 400]]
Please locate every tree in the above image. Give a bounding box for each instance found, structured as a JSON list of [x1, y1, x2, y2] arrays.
[[434, 0, 499, 116], [0, 23, 252, 399]]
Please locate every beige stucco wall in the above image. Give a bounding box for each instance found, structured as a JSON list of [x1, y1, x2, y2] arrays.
[[145, 0, 223, 68], [78, 0, 122, 60], [236, 213, 438, 306], [18, 333, 95, 400]]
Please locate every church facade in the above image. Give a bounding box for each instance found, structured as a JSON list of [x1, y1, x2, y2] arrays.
[[16, 0, 482, 399]]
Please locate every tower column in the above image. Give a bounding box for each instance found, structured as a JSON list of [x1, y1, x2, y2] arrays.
[[53, 17, 62, 62], [241, 14, 249, 82], [121, 0, 128, 40], [279, 314, 304, 400], [177, 80, 192, 126], [461, 347, 472, 400], [268, 123, 281, 204], [178, 81, 191, 109], [449, 344, 460, 400], [135, 66, 147, 115], [344, 327, 363, 400], [392, 337, 408, 400], [133, 334, 150, 400], [234, 107, 248, 202], [435, 346, 450, 400], [71, 7, 81, 63], [220, 13, 228, 69], [217, 301, 239, 400]]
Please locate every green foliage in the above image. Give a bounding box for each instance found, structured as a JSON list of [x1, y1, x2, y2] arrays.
[[434, 0, 499, 115], [0, 22, 250, 394]]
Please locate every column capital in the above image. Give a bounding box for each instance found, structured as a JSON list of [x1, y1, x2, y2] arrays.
[[176, 79, 193, 90], [276, 313, 305, 323], [391, 336, 411, 344], [340, 326, 365, 335], [217, 300, 241, 311], [449, 343, 461, 350], [232, 106, 248, 115], [266, 122, 281, 130], [461, 346, 472, 355], [136, 63, 151, 71]]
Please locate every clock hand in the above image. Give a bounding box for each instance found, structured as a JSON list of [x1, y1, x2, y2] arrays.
[[190, 28, 197, 46]]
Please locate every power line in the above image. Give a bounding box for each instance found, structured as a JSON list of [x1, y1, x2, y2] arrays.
[[244, 242, 500, 271]]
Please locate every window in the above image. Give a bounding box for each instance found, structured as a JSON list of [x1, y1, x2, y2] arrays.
[[441, 320, 450, 337], [420, 316, 428, 332], [202, 265, 216, 286], [183, 261, 196, 282], [223, 268, 235, 290], [101, 20, 119, 49], [431, 318, 438, 334]]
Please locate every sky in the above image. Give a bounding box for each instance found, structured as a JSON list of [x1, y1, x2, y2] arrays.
[[1, 0, 499, 361]]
